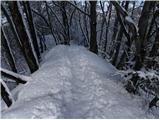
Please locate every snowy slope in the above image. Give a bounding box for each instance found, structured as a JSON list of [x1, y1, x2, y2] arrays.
[[1, 45, 155, 118]]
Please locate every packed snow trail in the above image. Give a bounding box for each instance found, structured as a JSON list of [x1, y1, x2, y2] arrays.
[[2, 45, 154, 118]]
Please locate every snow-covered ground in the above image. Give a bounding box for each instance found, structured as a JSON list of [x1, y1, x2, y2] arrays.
[[1, 45, 157, 118]]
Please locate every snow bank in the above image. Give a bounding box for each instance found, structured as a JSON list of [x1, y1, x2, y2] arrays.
[[1, 45, 156, 118]]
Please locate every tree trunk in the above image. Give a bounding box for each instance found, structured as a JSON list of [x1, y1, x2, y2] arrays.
[[84, 1, 89, 47], [45, 2, 58, 45], [147, 9, 158, 43], [109, 1, 123, 57], [23, 1, 41, 61], [1, 27, 17, 73], [104, 3, 112, 53], [149, 29, 158, 57], [99, 1, 106, 47], [61, 1, 70, 45], [1, 4, 29, 70], [78, 12, 88, 46], [111, 23, 123, 66], [111, 1, 129, 66], [109, 16, 119, 57], [89, 1, 98, 54], [131, 1, 135, 16], [8, 1, 39, 73], [134, 1, 156, 70]]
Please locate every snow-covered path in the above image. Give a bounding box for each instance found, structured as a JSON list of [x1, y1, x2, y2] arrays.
[[2, 45, 153, 118]]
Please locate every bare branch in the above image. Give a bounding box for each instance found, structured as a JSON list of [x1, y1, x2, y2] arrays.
[[67, 1, 90, 17], [46, 3, 65, 31], [111, 1, 128, 17], [111, 1, 138, 38], [1, 68, 30, 84], [32, 9, 50, 27]]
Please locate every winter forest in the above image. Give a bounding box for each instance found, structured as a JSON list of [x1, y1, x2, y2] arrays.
[[0, 0, 159, 119]]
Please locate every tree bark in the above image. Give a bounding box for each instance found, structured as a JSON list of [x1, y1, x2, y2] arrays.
[[23, 1, 41, 61], [109, 15, 118, 57], [149, 29, 158, 57], [8, 1, 39, 73], [89, 1, 98, 54], [61, 1, 70, 45], [109, 1, 123, 57], [111, 1, 129, 66], [99, 1, 106, 47], [78, 12, 88, 46], [1, 27, 17, 73], [134, 1, 156, 70], [45, 2, 58, 45], [1, 4, 29, 70], [84, 1, 89, 46], [104, 3, 112, 53]]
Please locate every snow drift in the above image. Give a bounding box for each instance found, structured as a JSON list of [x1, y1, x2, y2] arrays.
[[1, 45, 155, 118]]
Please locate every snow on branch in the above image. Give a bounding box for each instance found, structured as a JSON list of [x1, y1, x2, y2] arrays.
[[111, 1, 139, 36], [1, 79, 15, 107], [1, 68, 31, 84], [111, 1, 128, 17], [116, 12, 131, 45]]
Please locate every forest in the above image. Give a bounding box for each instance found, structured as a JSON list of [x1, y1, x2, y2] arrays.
[[1, 0, 159, 119]]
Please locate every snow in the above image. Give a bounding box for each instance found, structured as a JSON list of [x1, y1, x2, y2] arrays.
[[1, 45, 156, 118], [125, 16, 138, 32]]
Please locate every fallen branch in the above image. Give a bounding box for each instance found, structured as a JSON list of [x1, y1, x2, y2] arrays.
[[1, 79, 15, 107], [1, 68, 31, 84]]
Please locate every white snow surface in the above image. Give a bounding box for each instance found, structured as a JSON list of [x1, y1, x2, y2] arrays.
[[1, 45, 155, 119]]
